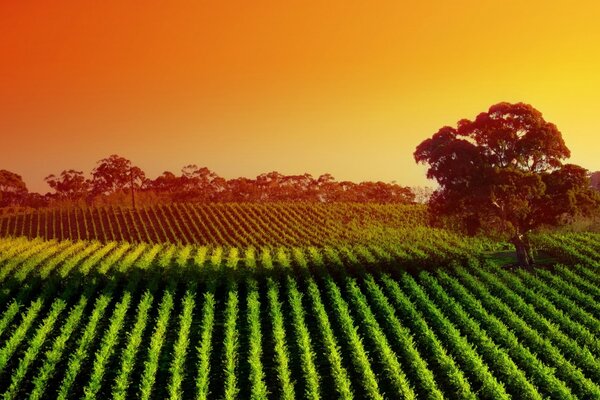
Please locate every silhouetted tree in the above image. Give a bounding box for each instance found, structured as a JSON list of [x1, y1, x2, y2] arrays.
[[91, 155, 145, 207], [354, 181, 415, 203], [45, 169, 90, 202], [316, 173, 337, 201], [210, 176, 228, 198], [91, 155, 145, 194], [181, 165, 220, 201], [226, 177, 259, 201], [415, 102, 600, 268], [151, 171, 182, 195], [4, 159, 417, 207], [0, 169, 28, 207], [256, 171, 285, 200]]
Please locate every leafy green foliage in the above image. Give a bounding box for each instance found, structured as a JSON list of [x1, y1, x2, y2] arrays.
[[0, 235, 597, 399]]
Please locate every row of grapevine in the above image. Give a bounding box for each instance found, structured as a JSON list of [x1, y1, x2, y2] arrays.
[[0, 236, 598, 398], [447, 266, 600, 399], [0, 203, 428, 247]]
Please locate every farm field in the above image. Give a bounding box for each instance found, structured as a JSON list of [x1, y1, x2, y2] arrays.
[[0, 231, 599, 399], [4, 1, 600, 399], [0, 203, 426, 247]]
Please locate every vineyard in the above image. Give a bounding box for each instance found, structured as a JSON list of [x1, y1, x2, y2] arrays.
[[0, 203, 427, 247], [0, 232, 599, 399]]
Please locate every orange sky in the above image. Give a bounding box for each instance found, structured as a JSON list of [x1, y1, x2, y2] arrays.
[[2, 1, 600, 193]]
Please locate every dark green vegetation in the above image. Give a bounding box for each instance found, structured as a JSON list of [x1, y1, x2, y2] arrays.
[[0, 230, 598, 399], [415, 102, 600, 268]]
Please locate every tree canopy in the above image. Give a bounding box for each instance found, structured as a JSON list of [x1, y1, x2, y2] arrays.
[[91, 154, 146, 196], [31, 155, 415, 206], [0, 169, 28, 207], [415, 102, 600, 267], [45, 169, 90, 201]]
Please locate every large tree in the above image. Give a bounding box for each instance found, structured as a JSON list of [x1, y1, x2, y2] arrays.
[[180, 165, 220, 200], [415, 102, 600, 268]]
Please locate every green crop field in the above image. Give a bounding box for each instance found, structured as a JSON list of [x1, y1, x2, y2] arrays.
[[0, 203, 426, 247], [0, 204, 599, 399], [3, 2, 598, 398]]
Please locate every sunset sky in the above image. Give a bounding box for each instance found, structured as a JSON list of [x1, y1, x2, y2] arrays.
[[2, 1, 600, 193]]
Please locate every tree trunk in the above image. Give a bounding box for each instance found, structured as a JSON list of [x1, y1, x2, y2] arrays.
[[524, 237, 535, 267], [512, 234, 534, 269]]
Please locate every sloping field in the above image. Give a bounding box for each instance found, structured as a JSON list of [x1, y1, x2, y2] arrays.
[[0, 203, 426, 247], [0, 235, 598, 399]]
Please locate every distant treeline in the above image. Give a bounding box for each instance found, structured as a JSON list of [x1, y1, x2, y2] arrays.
[[1, 154, 431, 208]]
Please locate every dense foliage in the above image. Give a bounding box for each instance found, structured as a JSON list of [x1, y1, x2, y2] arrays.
[[0, 236, 598, 399], [3, 155, 416, 207], [415, 102, 600, 267], [0, 170, 28, 208]]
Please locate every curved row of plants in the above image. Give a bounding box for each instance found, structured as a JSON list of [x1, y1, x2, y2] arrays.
[[0, 236, 598, 398]]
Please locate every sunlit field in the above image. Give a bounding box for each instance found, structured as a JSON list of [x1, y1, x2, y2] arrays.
[[3, 1, 600, 398], [0, 208, 599, 399]]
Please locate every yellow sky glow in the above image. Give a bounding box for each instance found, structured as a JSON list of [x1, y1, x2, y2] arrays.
[[1, 1, 599, 192]]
